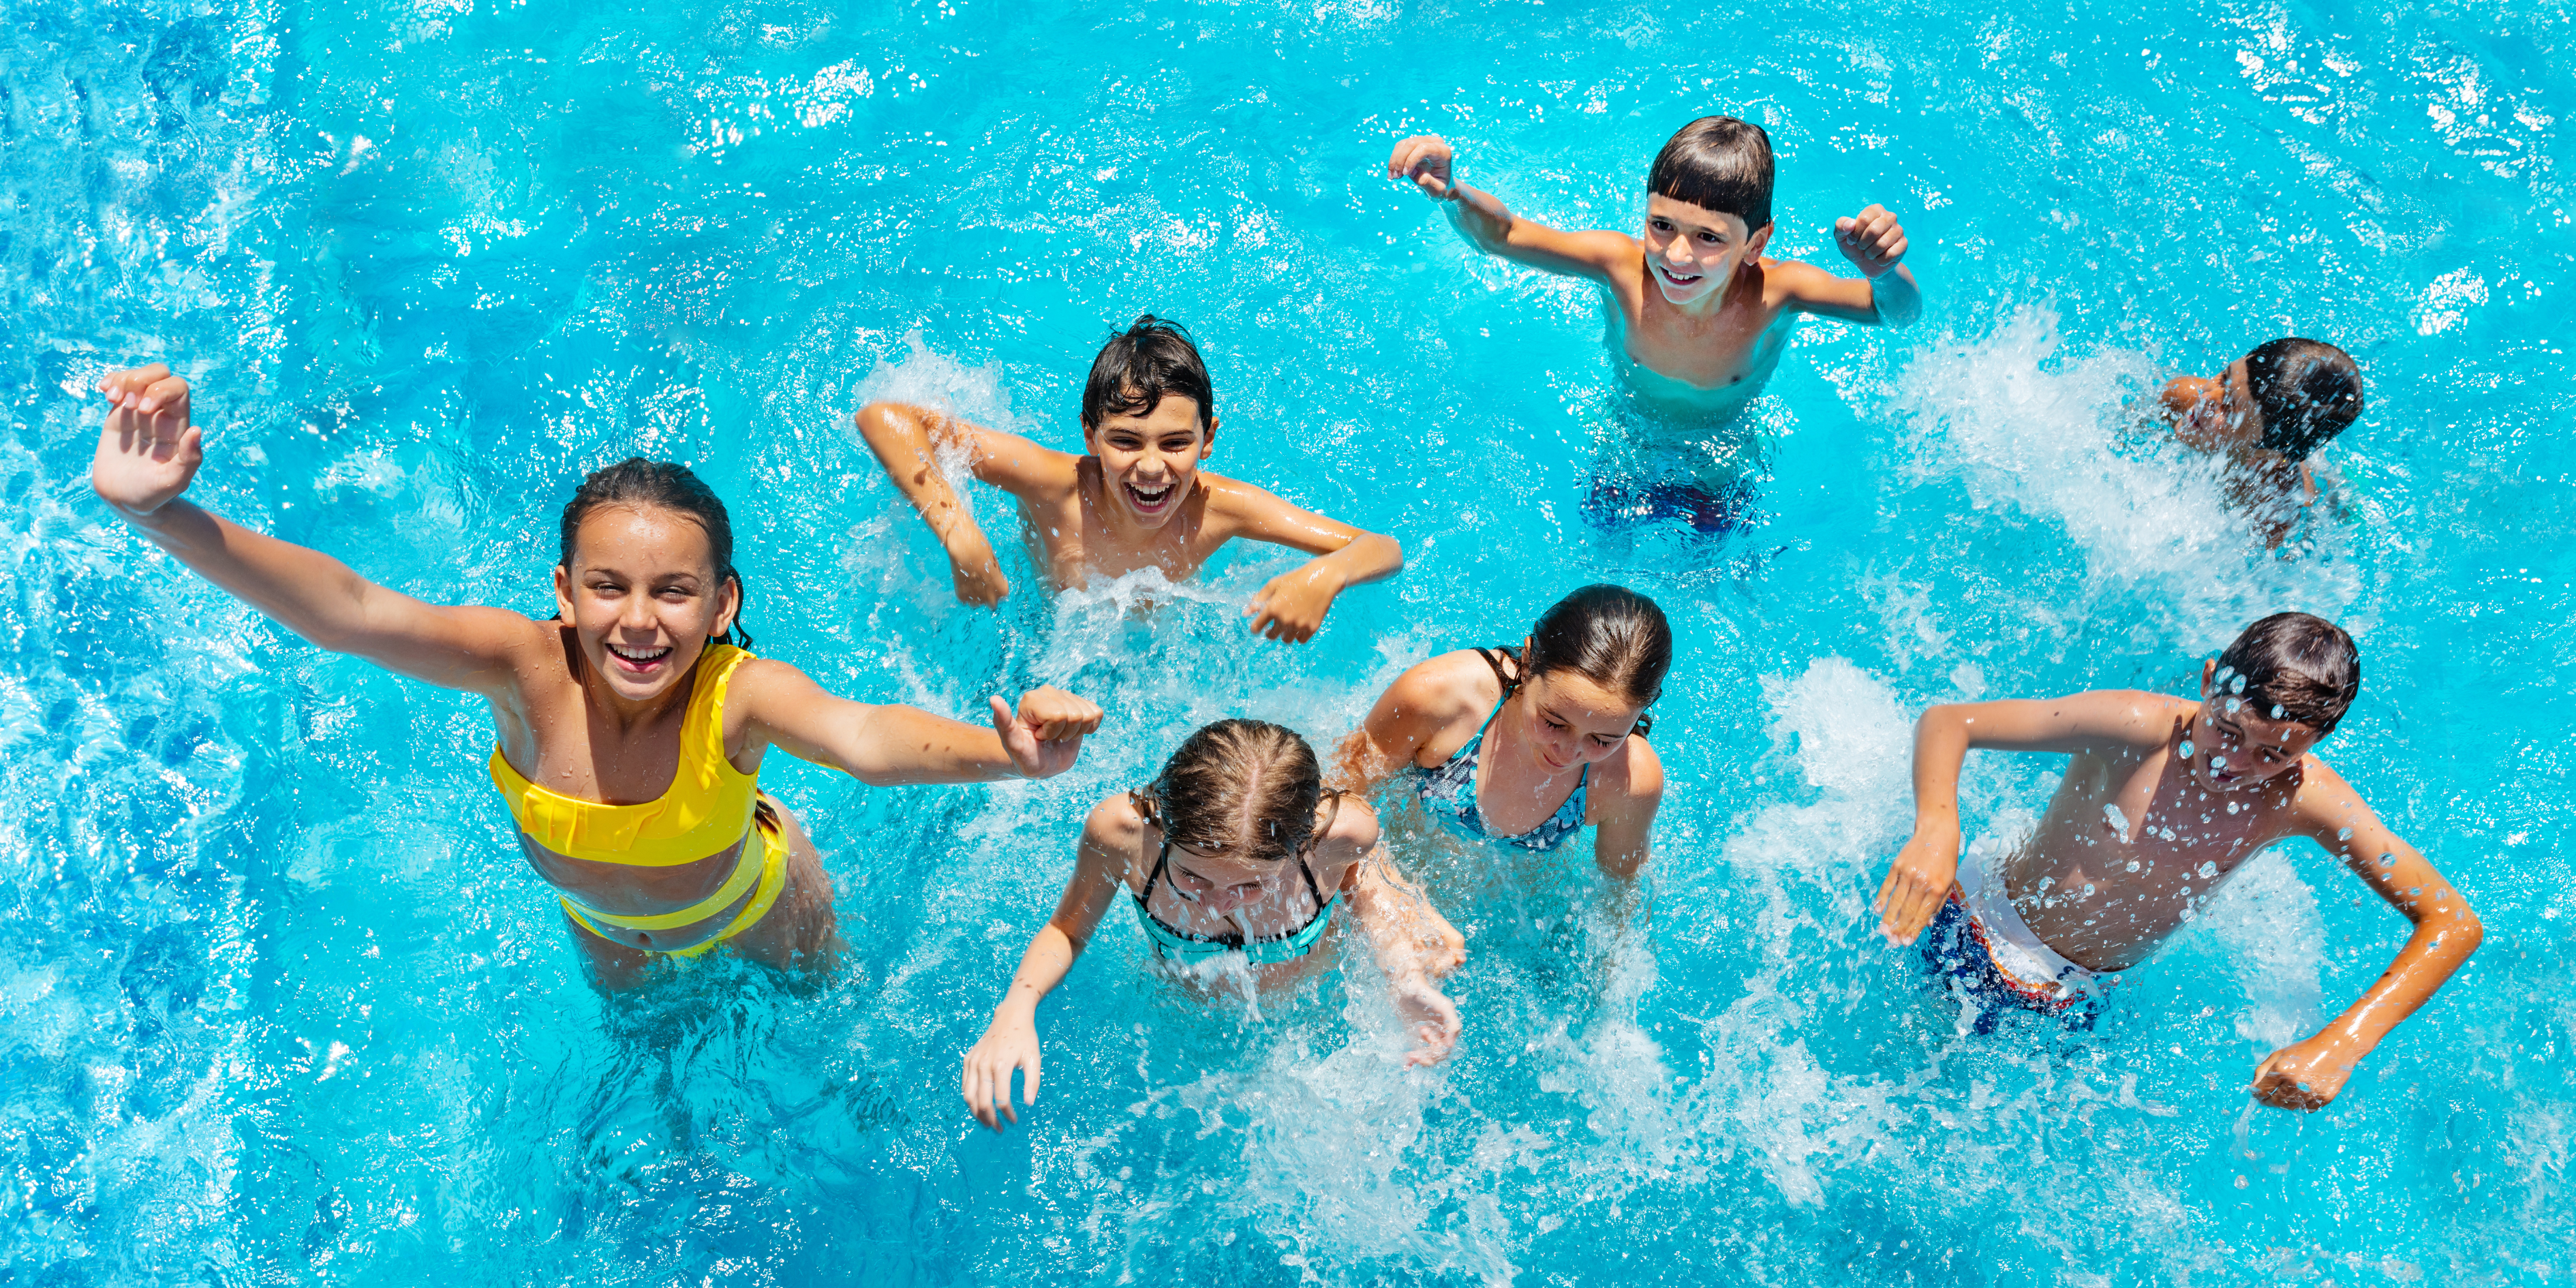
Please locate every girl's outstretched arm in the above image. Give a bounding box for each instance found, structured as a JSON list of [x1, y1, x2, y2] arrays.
[[731, 659, 1102, 785], [962, 799, 1131, 1131], [91, 364, 535, 693]]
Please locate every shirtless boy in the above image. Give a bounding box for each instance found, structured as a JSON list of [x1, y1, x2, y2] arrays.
[[855, 316, 1403, 643], [2158, 337, 2364, 547], [1385, 117, 1920, 404], [1872, 613, 2479, 1111]]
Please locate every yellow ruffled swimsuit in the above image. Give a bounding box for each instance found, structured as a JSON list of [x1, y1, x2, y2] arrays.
[[487, 643, 788, 957]]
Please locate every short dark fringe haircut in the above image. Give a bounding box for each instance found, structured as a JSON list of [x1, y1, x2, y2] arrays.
[[1646, 117, 1774, 233], [1082, 315, 1214, 432], [2214, 611, 2359, 735], [558, 457, 752, 648], [2243, 337, 2364, 459]]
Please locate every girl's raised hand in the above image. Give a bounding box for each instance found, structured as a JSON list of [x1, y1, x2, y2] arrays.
[[961, 1012, 1043, 1131], [989, 686, 1103, 779], [92, 363, 204, 518]]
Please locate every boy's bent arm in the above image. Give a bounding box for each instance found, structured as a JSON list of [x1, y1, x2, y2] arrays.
[[2249, 765, 2483, 1111], [1874, 694, 2174, 942], [1776, 258, 1923, 330], [852, 401, 1074, 606], [1385, 135, 1631, 282], [1210, 479, 1403, 645]]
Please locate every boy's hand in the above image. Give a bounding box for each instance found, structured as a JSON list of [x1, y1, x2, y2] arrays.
[[2250, 1034, 2357, 1111], [92, 363, 204, 518], [988, 687, 1102, 779], [1386, 135, 1458, 200], [1873, 816, 1961, 944], [1833, 204, 1909, 279], [960, 1011, 1041, 1131], [942, 527, 1011, 606], [1246, 563, 1343, 644]]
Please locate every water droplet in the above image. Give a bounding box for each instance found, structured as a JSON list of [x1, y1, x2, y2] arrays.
[[2408, 887, 2422, 897], [2226, 697, 2242, 714], [2378, 853, 2396, 868], [2125, 859, 2141, 872], [2270, 704, 2285, 720], [2337, 827, 2353, 841], [2102, 803, 2129, 835], [2230, 675, 2247, 694], [2178, 739, 2196, 759], [2211, 755, 2228, 773]]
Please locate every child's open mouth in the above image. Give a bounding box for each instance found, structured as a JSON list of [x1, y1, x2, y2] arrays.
[[1124, 479, 1178, 516], [605, 641, 673, 675], [1655, 263, 1704, 289]]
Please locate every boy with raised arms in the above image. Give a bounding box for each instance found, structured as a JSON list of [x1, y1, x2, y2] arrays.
[[1385, 116, 1921, 411], [1872, 613, 2480, 1110], [2158, 337, 2365, 547], [855, 316, 1402, 643]]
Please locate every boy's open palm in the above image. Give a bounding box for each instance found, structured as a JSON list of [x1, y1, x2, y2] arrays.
[[93, 363, 204, 517], [1386, 135, 1458, 200], [1833, 204, 1909, 279], [1873, 819, 1961, 944]]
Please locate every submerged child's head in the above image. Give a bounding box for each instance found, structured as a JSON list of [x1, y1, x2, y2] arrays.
[[1514, 585, 1673, 769], [2191, 611, 2359, 791], [553, 458, 747, 702], [2234, 338, 2364, 460], [1642, 117, 1774, 308], [1082, 315, 1216, 532], [1135, 719, 1331, 915]]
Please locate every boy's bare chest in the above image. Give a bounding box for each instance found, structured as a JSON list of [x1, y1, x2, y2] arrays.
[[1016, 490, 1218, 586], [1607, 276, 1788, 390]]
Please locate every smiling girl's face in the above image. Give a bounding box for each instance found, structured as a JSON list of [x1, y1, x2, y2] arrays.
[[2190, 658, 2322, 791], [553, 504, 740, 705], [1640, 194, 1770, 309], [1515, 669, 1644, 776]]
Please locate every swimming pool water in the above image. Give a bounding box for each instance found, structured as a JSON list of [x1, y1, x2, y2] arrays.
[[5, 0, 2572, 1282]]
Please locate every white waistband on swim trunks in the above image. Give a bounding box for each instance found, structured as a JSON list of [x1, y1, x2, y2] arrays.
[[1957, 833, 2117, 1002]]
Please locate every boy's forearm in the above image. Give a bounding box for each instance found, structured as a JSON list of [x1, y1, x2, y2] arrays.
[[1319, 531, 1403, 588], [1439, 183, 1517, 255], [855, 403, 977, 544], [2317, 903, 2482, 1055], [1910, 707, 1971, 823], [1871, 266, 1923, 328]]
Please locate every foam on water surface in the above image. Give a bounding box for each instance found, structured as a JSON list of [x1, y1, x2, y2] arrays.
[[4, 0, 2573, 1283]]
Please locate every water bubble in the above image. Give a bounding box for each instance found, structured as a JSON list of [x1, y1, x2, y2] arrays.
[[2178, 739, 2196, 759]]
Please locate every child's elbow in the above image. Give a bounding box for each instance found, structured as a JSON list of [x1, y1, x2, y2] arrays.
[[2447, 904, 2485, 956]]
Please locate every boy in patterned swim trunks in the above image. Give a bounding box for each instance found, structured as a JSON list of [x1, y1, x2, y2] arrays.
[[1871, 613, 2480, 1110]]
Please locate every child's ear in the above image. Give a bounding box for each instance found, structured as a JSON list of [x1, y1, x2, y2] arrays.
[[2198, 657, 2219, 698], [553, 563, 576, 621], [1202, 416, 1218, 455], [1745, 221, 1773, 258], [714, 576, 741, 641]]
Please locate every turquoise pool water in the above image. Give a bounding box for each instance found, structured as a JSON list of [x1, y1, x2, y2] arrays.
[[5, 0, 2571, 1281]]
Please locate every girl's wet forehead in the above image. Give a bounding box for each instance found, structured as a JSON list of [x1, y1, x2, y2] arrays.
[[570, 504, 718, 575]]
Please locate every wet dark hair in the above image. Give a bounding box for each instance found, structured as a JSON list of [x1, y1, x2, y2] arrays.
[[2243, 338, 2363, 459], [1131, 719, 1336, 865], [1082, 315, 1214, 433], [2213, 611, 2359, 735], [557, 457, 751, 648], [1646, 117, 1774, 234], [1514, 585, 1672, 733]]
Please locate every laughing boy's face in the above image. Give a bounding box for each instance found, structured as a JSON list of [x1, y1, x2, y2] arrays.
[[1641, 194, 1768, 308], [1085, 394, 1214, 530]]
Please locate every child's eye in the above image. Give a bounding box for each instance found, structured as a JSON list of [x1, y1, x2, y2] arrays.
[[1649, 218, 1671, 232], [1697, 231, 1722, 244]]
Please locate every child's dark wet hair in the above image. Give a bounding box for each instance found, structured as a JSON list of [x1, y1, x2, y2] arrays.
[[2243, 338, 2363, 459], [1082, 315, 1214, 433], [558, 458, 752, 647], [1647, 117, 1774, 234], [1133, 719, 1333, 864], [2214, 611, 2359, 734], [1522, 585, 1672, 724]]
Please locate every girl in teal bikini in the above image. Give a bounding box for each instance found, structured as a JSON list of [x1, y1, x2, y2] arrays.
[[960, 720, 1462, 1131]]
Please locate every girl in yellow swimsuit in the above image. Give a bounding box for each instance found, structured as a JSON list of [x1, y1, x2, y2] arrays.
[[90, 363, 1103, 983]]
